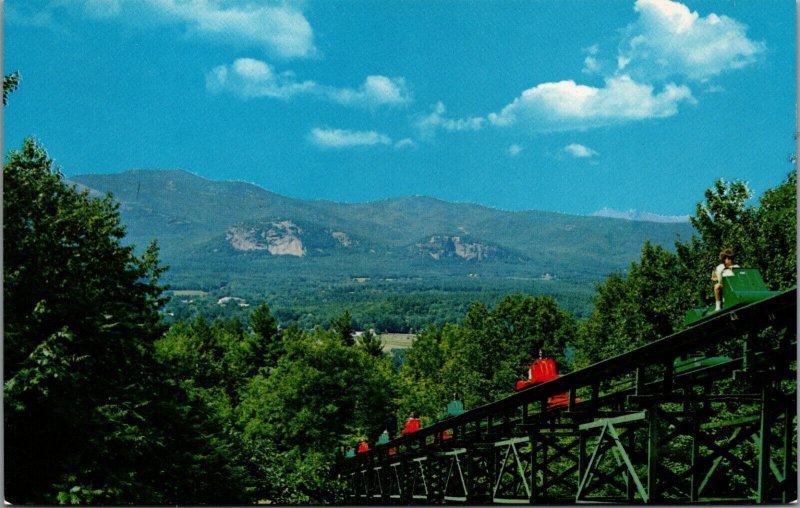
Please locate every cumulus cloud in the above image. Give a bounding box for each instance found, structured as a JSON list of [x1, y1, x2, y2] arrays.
[[326, 76, 412, 108], [147, 0, 316, 58], [582, 44, 603, 75], [308, 128, 392, 148], [394, 138, 415, 149], [415, 102, 485, 138], [474, 0, 759, 135], [22, 0, 317, 58], [207, 58, 412, 109], [593, 207, 690, 223], [564, 143, 599, 158], [619, 0, 765, 81], [489, 75, 695, 132], [206, 58, 317, 99]]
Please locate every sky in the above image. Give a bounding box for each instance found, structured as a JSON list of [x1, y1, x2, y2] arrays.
[[4, 0, 797, 218]]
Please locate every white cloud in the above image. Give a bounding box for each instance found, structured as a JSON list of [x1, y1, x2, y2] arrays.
[[206, 58, 412, 109], [564, 143, 599, 158], [619, 0, 765, 81], [479, 0, 756, 135], [582, 44, 603, 75], [326, 76, 412, 108], [593, 207, 690, 223], [32, 0, 316, 58], [5, 4, 59, 29], [582, 56, 602, 75], [148, 0, 316, 59], [394, 138, 415, 149], [206, 58, 316, 99], [415, 102, 485, 138], [489, 75, 695, 132], [507, 144, 524, 157], [308, 128, 392, 148]]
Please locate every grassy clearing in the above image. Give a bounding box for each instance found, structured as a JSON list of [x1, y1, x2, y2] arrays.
[[170, 289, 209, 296], [380, 333, 415, 352]]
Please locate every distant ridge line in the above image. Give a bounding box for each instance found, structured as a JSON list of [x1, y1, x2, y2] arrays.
[[71, 168, 689, 222]]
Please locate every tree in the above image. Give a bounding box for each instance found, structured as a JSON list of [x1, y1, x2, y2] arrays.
[[4, 71, 20, 105], [396, 325, 451, 425], [4, 138, 168, 502], [575, 242, 690, 367], [676, 174, 796, 299], [397, 296, 577, 417], [4, 139, 165, 380], [357, 328, 384, 357], [248, 302, 283, 367], [689, 178, 756, 257], [235, 326, 398, 502], [750, 171, 796, 289], [577, 174, 797, 367], [330, 309, 354, 345], [3, 138, 249, 504], [249, 301, 279, 345]]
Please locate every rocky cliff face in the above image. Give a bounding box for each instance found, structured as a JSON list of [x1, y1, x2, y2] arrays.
[[415, 235, 506, 261], [226, 220, 306, 256], [332, 231, 353, 247], [70, 170, 696, 285]]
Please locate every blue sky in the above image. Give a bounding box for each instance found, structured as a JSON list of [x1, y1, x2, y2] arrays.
[[4, 0, 796, 217]]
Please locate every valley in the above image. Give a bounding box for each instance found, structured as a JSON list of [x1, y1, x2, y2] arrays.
[[71, 169, 695, 331]]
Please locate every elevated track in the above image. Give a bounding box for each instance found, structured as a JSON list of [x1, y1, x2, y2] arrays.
[[337, 288, 797, 504]]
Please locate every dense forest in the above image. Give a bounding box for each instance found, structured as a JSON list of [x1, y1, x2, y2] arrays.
[[3, 74, 796, 504], [160, 277, 599, 333]]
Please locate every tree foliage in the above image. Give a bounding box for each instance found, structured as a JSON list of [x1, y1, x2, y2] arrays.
[[396, 295, 577, 422], [4, 120, 794, 502], [233, 326, 397, 502], [330, 309, 355, 345], [575, 242, 691, 366], [249, 301, 283, 367], [576, 173, 796, 367], [676, 174, 796, 295], [4, 71, 20, 105], [3, 138, 236, 503]]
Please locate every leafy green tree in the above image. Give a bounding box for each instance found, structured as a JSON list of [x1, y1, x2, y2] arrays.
[[749, 171, 796, 289], [330, 309, 354, 345], [676, 174, 796, 299], [4, 139, 166, 381], [441, 295, 576, 407], [578, 174, 796, 367], [396, 325, 451, 425], [4, 71, 20, 105], [690, 178, 756, 257], [402, 324, 447, 383], [248, 301, 283, 366], [575, 242, 689, 366], [397, 296, 577, 420], [236, 326, 397, 502], [490, 294, 577, 373], [4, 138, 253, 504], [357, 328, 384, 357], [3, 138, 246, 503]]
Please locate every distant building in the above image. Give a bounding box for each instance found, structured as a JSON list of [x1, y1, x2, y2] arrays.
[[217, 296, 250, 307]]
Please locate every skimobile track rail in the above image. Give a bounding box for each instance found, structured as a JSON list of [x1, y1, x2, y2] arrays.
[[337, 288, 797, 504]]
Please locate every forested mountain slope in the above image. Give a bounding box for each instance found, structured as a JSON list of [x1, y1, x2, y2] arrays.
[[72, 169, 694, 288]]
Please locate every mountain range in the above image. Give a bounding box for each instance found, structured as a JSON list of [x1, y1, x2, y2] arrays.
[[70, 169, 696, 296]]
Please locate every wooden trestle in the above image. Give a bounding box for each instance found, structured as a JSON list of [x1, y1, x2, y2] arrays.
[[338, 289, 797, 504]]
